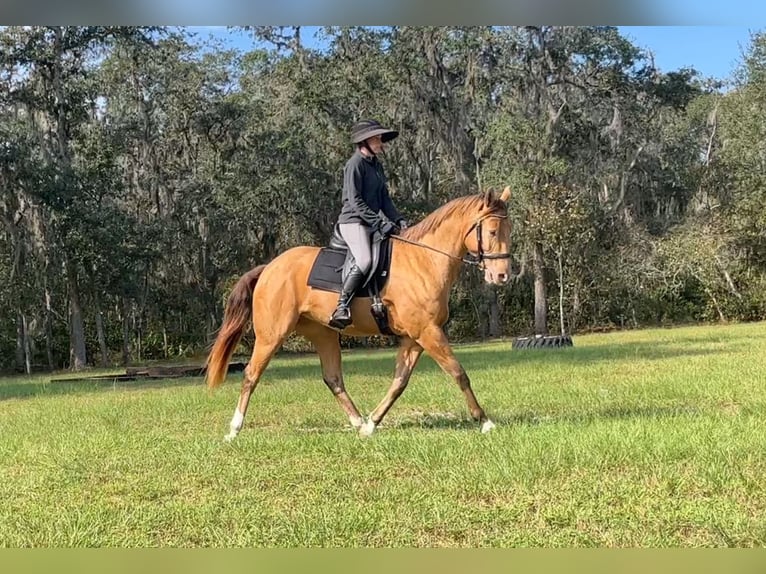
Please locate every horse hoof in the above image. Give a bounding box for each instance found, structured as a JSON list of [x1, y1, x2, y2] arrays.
[[224, 432, 238, 442], [359, 420, 376, 437], [480, 420, 496, 434]]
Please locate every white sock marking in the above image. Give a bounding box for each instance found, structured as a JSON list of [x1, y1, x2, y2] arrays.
[[481, 419, 496, 434], [224, 408, 244, 441], [359, 419, 376, 437]]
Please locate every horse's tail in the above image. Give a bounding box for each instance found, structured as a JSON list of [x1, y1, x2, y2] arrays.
[[204, 265, 267, 390]]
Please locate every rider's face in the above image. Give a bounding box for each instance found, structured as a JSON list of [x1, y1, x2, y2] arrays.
[[366, 135, 384, 155]]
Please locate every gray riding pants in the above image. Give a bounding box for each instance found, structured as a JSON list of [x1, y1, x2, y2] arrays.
[[338, 222, 373, 275]]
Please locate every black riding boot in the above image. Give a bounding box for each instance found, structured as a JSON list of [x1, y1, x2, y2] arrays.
[[329, 265, 366, 329]]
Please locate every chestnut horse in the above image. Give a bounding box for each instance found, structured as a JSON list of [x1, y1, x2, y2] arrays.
[[204, 186, 512, 440]]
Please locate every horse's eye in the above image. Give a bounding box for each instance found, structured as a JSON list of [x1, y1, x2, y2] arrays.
[[489, 230, 497, 237]]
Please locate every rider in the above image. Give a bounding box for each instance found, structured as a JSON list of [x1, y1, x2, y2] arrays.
[[329, 119, 409, 329]]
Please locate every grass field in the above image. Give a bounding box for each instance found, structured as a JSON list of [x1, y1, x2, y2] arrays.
[[1, 322, 766, 547]]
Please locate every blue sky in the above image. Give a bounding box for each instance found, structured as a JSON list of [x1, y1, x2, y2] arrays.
[[187, 26, 762, 81], [617, 26, 757, 79]]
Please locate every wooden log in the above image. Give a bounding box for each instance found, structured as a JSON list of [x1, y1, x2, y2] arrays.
[[50, 362, 247, 383]]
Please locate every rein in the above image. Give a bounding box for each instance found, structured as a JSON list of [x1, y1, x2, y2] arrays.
[[391, 214, 510, 268], [392, 235, 478, 265]]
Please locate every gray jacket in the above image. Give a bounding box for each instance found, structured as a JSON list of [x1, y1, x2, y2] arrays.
[[337, 150, 404, 229]]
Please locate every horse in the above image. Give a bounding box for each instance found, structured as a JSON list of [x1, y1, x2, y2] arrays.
[[204, 186, 512, 441]]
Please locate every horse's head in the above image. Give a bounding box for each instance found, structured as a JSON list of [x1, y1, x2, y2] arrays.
[[465, 186, 512, 285]]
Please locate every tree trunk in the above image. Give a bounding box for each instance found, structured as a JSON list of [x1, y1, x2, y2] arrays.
[[572, 283, 581, 333], [557, 248, 566, 335], [94, 294, 109, 367], [486, 287, 501, 337], [21, 313, 32, 375], [15, 314, 25, 371], [533, 241, 548, 335], [122, 296, 131, 366], [704, 287, 726, 322], [466, 286, 484, 338], [66, 258, 87, 370], [136, 308, 142, 364], [44, 286, 55, 370]]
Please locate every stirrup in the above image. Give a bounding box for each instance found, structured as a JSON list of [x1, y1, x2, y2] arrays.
[[329, 305, 352, 329]]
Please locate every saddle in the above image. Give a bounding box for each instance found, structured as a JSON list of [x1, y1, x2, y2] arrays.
[[307, 222, 395, 335]]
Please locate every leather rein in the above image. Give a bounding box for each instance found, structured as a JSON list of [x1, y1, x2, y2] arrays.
[[391, 213, 511, 268]]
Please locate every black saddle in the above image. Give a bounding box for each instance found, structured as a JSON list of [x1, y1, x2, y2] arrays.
[[307, 223, 395, 334]]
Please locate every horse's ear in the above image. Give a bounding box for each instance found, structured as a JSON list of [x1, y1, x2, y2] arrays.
[[499, 185, 511, 203], [483, 187, 496, 208]]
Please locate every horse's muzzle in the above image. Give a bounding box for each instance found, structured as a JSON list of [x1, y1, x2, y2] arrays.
[[485, 268, 510, 285]]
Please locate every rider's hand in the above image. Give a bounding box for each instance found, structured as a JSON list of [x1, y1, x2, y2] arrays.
[[380, 220, 397, 237], [398, 219, 409, 230]]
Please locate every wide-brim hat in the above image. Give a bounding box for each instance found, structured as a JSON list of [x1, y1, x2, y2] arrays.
[[351, 119, 399, 144]]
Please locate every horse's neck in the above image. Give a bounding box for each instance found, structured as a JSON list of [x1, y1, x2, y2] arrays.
[[410, 217, 469, 292], [422, 218, 468, 258]]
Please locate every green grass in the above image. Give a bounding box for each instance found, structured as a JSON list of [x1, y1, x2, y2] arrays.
[[1, 322, 766, 547]]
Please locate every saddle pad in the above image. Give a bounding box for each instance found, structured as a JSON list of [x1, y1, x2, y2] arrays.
[[306, 248, 347, 293], [307, 240, 393, 296]]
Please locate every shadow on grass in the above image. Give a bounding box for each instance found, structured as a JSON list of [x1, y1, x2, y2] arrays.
[[0, 335, 735, 402], [288, 403, 702, 435], [338, 403, 703, 433]]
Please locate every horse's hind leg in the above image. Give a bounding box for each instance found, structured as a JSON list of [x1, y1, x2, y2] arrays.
[[225, 336, 282, 441], [297, 320, 364, 429], [225, 309, 298, 442]]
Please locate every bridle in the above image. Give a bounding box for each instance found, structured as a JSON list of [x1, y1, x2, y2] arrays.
[[392, 212, 511, 268], [464, 213, 511, 266]]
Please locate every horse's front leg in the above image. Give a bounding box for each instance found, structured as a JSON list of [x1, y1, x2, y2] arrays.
[[360, 337, 423, 437], [416, 324, 495, 433], [297, 321, 365, 430]]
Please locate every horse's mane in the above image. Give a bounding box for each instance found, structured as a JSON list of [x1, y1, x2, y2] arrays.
[[401, 193, 507, 242]]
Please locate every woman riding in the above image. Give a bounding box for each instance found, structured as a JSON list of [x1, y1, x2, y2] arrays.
[[329, 119, 408, 329]]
